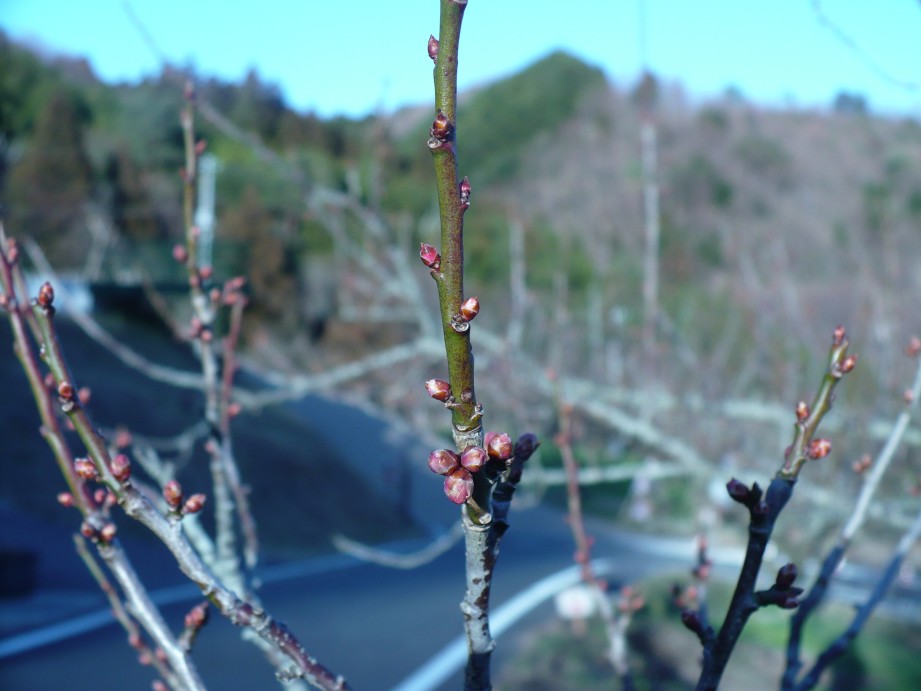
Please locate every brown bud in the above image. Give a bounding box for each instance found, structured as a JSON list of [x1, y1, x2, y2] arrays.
[[172, 244, 188, 264], [37, 282, 54, 308], [430, 111, 452, 142], [424, 378, 452, 403], [427, 34, 439, 62], [428, 449, 460, 475], [110, 454, 131, 482], [74, 458, 98, 480], [486, 432, 513, 461], [808, 438, 832, 460], [460, 446, 488, 473], [419, 243, 441, 270], [163, 480, 183, 509], [776, 562, 798, 589], [459, 296, 480, 322], [444, 467, 473, 504], [794, 401, 809, 421], [182, 493, 207, 515], [57, 492, 75, 507]]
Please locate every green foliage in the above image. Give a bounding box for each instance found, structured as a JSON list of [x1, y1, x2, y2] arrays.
[[669, 154, 733, 209]]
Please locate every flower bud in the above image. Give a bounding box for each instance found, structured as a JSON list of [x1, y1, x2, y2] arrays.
[[775, 562, 798, 589], [57, 492, 74, 507], [726, 477, 750, 504], [486, 432, 513, 461], [424, 378, 452, 403], [427, 34, 439, 62], [182, 493, 207, 515], [839, 354, 857, 374], [808, 438, 832, 460], [80, 521, 96, 539], [37, 282, 55, 308], [459, 296, 480, 322], [833, 325, 846, 346], [58, 381, 74, 400], [794, 401, 809, 422], [172, 244, 188, 264], [75, 458, 98, 480], [460, 446, 488, 473], [164, 480, 183, 509], [99, 523, 117, 543], [430, 111, 452, 142], [515, 433, 540, 461], [185, 602, 209, 629], [419, 243, 441, 270], [428, 449, 460, 475], [110, 454, 131, 482], [444, 467, 473, 504]]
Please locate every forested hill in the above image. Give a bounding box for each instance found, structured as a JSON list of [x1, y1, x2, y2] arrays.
[[2, 30, 921, 386]]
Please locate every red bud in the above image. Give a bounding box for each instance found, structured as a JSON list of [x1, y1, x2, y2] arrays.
[[808, 438, 832, 460], [164, 480, 183, 508], [74, 458, 98, 480], [37, 282, 54, 308], [419, 243, 441, 270], [486, 432, 513, 461], [110, 454, 131, 482]]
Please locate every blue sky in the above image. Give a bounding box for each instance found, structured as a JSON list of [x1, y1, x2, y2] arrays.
[[2, 0, 919, 117]]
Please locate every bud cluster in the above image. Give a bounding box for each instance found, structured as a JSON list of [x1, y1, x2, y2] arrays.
[[755, 562, 804, 609], [427, 432, 516, 504]]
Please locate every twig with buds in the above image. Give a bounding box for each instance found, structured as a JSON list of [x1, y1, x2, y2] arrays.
[[693, 326, 856, 691], [781, 337, 921, 689]]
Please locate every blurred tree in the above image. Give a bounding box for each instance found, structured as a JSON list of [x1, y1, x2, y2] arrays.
[[105, 144, 160, 241], [7, 88, 93, 267]]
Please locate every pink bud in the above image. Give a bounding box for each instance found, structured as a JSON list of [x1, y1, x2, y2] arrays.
[[172, 244, 188, 264], [907, 336, 921, 358], [794, 401, 809, 421], [185, 602, 209, 629], [460, 446, 488, 473], [444, 467, 473, 504], [99, 523, 117, 543], [164, 480, 183, 508], [833, 325, 846, 346], [183, 493, 207, 515], [419, 243, 441, 270], [808, 438, 832, 460], [427, 34, 439, 62], [424, 378, 452, 402], [58, 381, 74, 400], [110, 454, 131, 482], [840, 354, 857, 374], [74, 458, 98, 480], [459, 296, 479, 322], [57, 492, 74, 507], [428, 449, 460, 475], [486, 432, 513, 461]]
